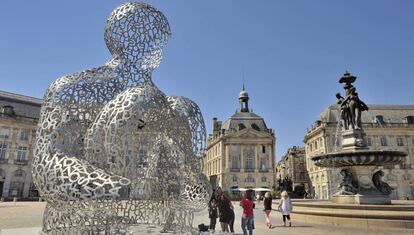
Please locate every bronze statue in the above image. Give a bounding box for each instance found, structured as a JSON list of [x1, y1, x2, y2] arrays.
[[337, 72, 369, 131]]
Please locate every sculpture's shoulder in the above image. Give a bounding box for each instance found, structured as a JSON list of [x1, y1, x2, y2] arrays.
[[167, 96, 201, 113], [44, 64, 116, 104]]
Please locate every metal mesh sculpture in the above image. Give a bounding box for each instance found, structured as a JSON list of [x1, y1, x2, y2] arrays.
[[32, 2, 211, 234]]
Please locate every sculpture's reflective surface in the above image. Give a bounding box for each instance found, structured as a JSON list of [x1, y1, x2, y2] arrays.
[[32, 2, 210, 234]]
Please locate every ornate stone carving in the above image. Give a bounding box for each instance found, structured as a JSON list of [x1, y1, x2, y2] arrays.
[[372, 170, 393, 195], [336, 168, 358, 195]]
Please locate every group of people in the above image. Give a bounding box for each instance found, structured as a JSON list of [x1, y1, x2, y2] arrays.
[[208, 187, 293, 235]]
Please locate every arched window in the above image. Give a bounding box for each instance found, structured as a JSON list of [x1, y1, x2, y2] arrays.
[[232, 175, 238, 182]]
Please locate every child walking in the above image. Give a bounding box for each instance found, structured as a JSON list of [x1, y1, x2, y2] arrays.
[[278, 191, 292, 227], [209, 198, 218, 230], [263, 192, 272, 228]]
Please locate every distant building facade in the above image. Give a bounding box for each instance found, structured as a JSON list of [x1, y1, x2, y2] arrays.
[[0, 91, 41, 199], [304, 105, 414, 200], [202, 88, 276, 195], [276, 146, 308, 193]]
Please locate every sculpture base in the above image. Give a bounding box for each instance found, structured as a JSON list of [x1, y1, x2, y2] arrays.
[[341, 129, 368, 151], [332, 193, 391, 205]]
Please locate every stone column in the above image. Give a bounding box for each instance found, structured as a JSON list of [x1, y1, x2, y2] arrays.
[[254, 145, 259, 171], [225, 145, 229, 171], [240, 145, 244, 170]]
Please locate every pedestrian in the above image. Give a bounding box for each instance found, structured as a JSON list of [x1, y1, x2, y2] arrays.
[[278, 190, 292, 227], [263, 192, 272, 228], [216, 188, 234, 232], [209, 198, 218, 230], [240, 189, 254, 235]]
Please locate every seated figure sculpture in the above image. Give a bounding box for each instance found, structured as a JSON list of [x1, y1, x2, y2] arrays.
[[33, 2, 210, 234]]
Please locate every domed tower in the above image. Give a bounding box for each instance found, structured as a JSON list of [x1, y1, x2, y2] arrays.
[[239, 86, 249, 113], [203, 87, 276, 196]]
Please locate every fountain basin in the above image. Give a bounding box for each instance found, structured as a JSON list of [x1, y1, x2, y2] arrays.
[[312, 150, 407, 168], [290, 200, 414, 229]]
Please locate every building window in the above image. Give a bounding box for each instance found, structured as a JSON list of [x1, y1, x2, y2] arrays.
[[245, 146, 254, 169], [251, 123, 261, 131], [233, 175, 238, 182], [397, 137, 404, 147], [262, 145, 266, 154], [315, 141, 318, 149], [406, 116, 414, 124], [260, 158, 267, 170], [366, 137, 372, 146], [375, 115, 385, 125], [261, 176, 267, 182], [9, 181, 24, 197], [14, 169, 25, 177], [0, 143, 7, 160], [238, 123, 246, 130], [0, 129, 9, 139], [231, 145, 240, 169], [245, 175, 255, 183], [20, 131, 29, 141], [2, 105, 15, 116], [17, 146, 27, 161], [380, 136, 388, 146]]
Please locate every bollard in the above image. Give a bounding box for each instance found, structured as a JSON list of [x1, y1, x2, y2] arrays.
[[0, 197, 4, 202], [13, 197, 17, 204], [39, 197, 42, 202]]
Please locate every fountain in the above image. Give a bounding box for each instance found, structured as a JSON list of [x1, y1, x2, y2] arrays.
[[289, 72, 414, 230], [312, 71, 407, 204]]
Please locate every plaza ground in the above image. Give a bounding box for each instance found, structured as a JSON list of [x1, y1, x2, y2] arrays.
[[1, 201, 413, 235]]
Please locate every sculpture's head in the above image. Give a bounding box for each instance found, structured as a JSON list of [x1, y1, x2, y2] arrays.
[[104, 2, 171, 70]]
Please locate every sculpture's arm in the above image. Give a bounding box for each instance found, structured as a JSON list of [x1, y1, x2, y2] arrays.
[[33, 79, 130, 201], [167, 96, 206, 158]]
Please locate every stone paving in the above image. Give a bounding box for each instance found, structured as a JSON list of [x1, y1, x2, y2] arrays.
[[1, 201, 413, 235]]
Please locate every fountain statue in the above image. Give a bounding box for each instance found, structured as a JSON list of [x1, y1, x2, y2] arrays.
[[32, 2, 211, 234], [312, 72, 407, 204]]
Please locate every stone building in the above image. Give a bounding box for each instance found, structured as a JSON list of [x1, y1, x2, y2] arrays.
[[304, 105, 414, 200], [202, 88, 276, 196], [0, 91, 41, 199], [276, 146, 308, 193]]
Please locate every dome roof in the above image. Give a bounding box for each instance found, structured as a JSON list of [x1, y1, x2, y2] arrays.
[[239, 90, 249, 99], [221, 111, 268, 133]]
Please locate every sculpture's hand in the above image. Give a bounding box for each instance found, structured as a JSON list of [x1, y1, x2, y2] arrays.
[[36, 152, 131, 201]]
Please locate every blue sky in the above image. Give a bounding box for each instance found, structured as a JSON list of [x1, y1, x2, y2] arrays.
[[1, 0, 413, 160]]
